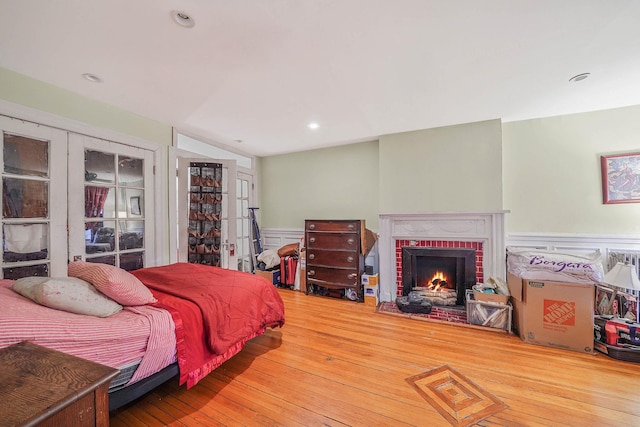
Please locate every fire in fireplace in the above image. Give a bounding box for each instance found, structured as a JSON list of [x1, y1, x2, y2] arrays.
[[401, 247, 477, 306], [413, 270, 458, 306]]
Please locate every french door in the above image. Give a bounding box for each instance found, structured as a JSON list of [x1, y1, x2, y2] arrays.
[[236, 171, 255, 273], [0, 116, 67, 278], [68, 134, 155, 269]]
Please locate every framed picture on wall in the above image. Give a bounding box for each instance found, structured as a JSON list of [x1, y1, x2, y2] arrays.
[[130, 196, 141, 215], [601, 152, 640, 204]]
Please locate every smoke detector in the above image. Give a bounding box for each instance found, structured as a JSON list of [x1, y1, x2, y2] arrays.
[[171, 11, 195, 28]]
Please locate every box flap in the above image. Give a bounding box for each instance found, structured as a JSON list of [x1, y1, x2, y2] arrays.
[[361, 227, 377, 257], [507, 273, 524, 302]]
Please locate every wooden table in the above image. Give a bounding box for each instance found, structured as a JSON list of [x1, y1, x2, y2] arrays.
[[0, 341, 119, 427]]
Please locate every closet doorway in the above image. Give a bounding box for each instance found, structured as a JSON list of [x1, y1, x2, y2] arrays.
[[171, 133, 256, 272]]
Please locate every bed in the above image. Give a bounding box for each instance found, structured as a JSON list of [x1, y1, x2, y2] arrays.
[[0, 262, 285, 410]]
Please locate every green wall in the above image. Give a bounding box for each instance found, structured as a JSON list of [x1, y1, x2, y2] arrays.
[[0, 68, 172, 146], [503, 105, 640, 234], [258, 141, 380, 229], [260, 107, 640, 237], [379, 119, 503, 213], [259, 119, 503, 230]]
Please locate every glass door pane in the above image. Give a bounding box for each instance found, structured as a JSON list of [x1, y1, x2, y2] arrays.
[[84, 150, 145, 270], [0, 117, 67, 278]]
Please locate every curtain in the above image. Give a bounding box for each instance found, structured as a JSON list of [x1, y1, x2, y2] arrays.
[[85, 186, 110, 230]]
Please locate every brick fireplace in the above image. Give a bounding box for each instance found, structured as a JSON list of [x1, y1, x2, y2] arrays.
[[378, 211, 508, 303], [399, 242, 482, 306]]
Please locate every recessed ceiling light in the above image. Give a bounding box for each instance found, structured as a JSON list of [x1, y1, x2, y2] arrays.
[[569, 73, 590, 82], [171, 10, 195, 28], [308, 122, 319, 130], [82, 73, 102, 83]]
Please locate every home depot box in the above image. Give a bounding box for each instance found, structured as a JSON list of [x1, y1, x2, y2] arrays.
[[507, 273, 595, 354]]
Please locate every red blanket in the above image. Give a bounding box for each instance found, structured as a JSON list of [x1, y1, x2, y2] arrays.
[[132, 263, 285, 388]]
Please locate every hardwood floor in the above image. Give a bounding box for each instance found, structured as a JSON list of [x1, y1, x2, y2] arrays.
[[110, 289, 640, 426]]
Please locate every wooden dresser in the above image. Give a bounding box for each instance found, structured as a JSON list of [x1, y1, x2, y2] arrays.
[[305, 219, 374, 301], [0, 341, 119, 427]]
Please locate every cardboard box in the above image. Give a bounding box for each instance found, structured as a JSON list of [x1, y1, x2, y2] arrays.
[[255, 269, 280, 285], [362, 273, 379, 287], [507, 273, 595, 354], [364, 284, 379, 307], [298, 247, 306, 293], [473, 289, 509, 305]]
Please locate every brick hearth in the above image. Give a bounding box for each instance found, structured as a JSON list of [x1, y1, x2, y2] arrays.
[[378, 301, 468, 323]]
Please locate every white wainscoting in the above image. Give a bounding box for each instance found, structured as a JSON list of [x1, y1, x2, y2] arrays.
[[261, 228, 304, 251], [506, 232, 640, 258], [261, 227, 380, 272], [263, 227, 640, 300]]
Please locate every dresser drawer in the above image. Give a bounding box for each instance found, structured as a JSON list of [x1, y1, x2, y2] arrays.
[[306, 232, 359, 250], [306, 265, 358, 286], [306, 249, 359, 269], [305, 220, 361, 233]]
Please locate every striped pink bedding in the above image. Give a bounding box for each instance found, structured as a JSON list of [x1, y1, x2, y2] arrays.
[[0, 279, 176, 386]]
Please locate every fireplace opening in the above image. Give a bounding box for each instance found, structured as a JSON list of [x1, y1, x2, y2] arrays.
[[401, 247, 476, 306]]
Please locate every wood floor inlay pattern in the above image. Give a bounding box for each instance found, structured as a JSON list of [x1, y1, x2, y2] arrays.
[[406, 365, 506, 427]]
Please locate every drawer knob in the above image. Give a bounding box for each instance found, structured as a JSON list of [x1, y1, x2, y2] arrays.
[[347, 238, 354, 245], [309, 237, 316, 243], [308, 270, 315, 276], [308, 253, 315, 260], [309, 224, 316, 230], [348, 273, 357, 279], [347, 256, 354, 263], [348, 224, 355, 230]]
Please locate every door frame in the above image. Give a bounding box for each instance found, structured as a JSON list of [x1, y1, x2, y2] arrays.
[[171, 146, 245, 267]]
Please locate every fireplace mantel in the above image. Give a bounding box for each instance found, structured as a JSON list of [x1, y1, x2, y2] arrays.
[[378, 211, 508, 302]]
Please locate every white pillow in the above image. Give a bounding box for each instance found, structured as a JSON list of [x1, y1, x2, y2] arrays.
[[12, 276, 123, 317]]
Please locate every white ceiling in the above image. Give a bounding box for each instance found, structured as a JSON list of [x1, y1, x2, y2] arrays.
[[2, 1, 640, 157]]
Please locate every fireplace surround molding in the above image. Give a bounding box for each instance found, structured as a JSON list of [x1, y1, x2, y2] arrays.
[[378, 211, 509, 303]]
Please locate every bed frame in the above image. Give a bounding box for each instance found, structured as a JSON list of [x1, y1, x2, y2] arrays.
[[108, 363, 179, 411]]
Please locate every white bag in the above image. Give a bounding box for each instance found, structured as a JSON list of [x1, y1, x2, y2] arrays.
[[5, 224, 46, 253], [257, 249, 281, 269], [506, 247, 604, 284]]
